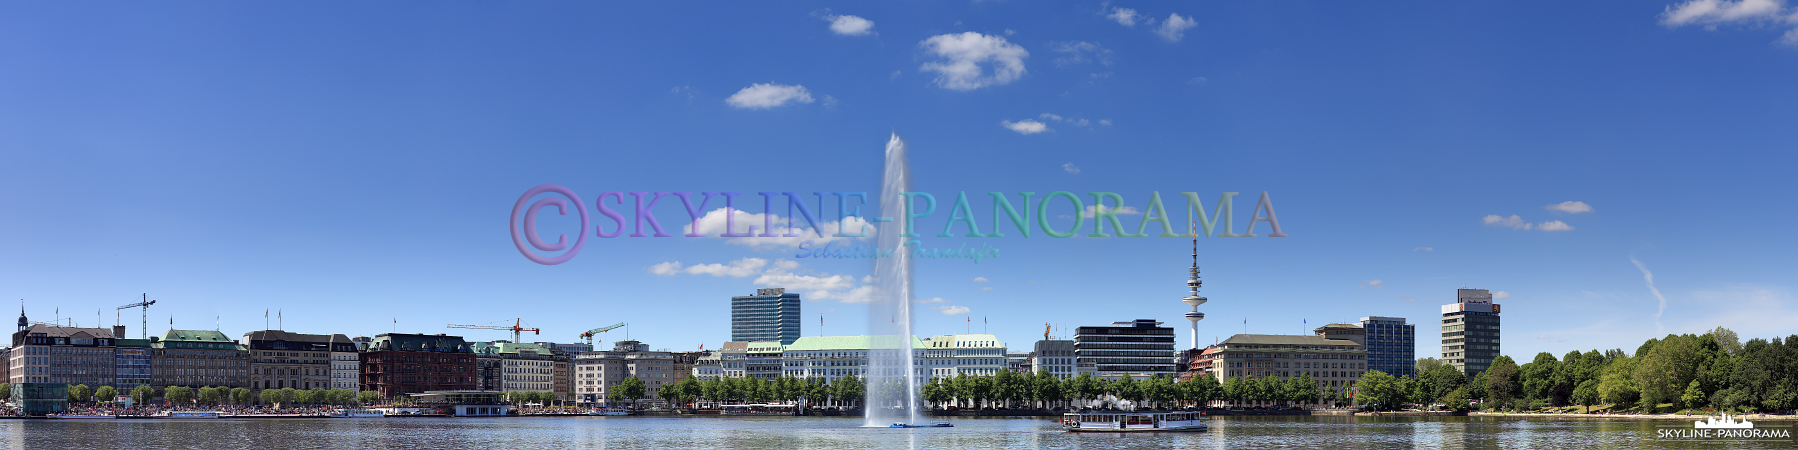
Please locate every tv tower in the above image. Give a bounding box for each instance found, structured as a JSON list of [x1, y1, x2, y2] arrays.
[[1181, 228, 1208, 350]]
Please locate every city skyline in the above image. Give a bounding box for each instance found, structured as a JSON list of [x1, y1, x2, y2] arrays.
[[2, 1, 1795, 366]]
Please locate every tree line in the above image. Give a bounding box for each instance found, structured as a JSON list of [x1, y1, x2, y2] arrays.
[[1353, 327, 1798, 413], [0, 383, 386, 408]]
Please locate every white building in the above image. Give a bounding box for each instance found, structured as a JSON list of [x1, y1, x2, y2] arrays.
[[330, 335, 359, 391], [921, 334, 1007, 378], [1031, 339, 1076, 379], [779, 335, 928, 383], [573, 341, 674, 405]]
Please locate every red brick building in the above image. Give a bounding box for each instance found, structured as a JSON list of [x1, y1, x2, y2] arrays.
[[359, 333, 477, 399]]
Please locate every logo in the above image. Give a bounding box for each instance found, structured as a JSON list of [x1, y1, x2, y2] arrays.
[[509, 184, 590, 265], [1657, 414, 1794, 442]]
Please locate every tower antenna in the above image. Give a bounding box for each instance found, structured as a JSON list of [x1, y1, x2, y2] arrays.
[[1181, 222, 1208, 350]]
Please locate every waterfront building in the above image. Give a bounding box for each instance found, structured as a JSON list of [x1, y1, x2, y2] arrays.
[[471, 341, 558, 393], [1074, 319, 1177, 379], [114, 338, 152, 390], [1180, 346, 1222, 381], [535, 342, 592, 355], [0, 347, 9, 383], [150, 330, 250, 390], [573, 340, 674, 405], [330, 335, 359, 391], [779, 335, 928, 383], [359, 333, 477, 398], [1442, 289, 1501, 375], [1314, 323, 1366, 346], [919, 334, 1007, 378], [731, 288, 801, 345], [717, 341, 748, 378], [1031, 339, 1076, 379], [243, 330, 348, 392], [1007, 351, 1030, 373], [745, 341, 784, 380], [691, 351, 724, 381], [1205, 333, 1367, 404], [9, 321, 122, 386], [1360, 316, 1415, 378], [475, 356, 502, 391], [670, 350, 706, 388]]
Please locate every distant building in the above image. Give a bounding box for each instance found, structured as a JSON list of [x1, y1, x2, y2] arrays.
[[1031, 339, 1076, 379], [1360, 316, 1415, 378], [10, 321, 123, 386], [670, 351, 707, 386], [691, 351, 724, 381], [359, 333, 476, 398], [151, 330, 250, 390], [778, 335, 927, 383], [1075, 319, 1177, 379], [1206, 333, 1367, 405], [471, 341, 559, 394], [574, 340, 675, 405], [1442, 289, 1501, 375], [731, 288, 802, 345], [114, 338, 152, 390], [329, 335, 359, 391], [243, 330, 351, 392], [920, 334, 1007, 378]]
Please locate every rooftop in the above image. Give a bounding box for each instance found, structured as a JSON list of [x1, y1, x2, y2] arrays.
[[1219, 334, 1363, 348], [784, 335, 926, 351]]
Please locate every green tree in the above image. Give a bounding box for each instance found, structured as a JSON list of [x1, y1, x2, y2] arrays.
[[68, 384, 91, 404], [1681, 380, 1707, 410], [131, 385, 156, 406], [1484, 356, 1521, 407], [260, 388, 289, 407], [1519, 352, 1560, 404], [659, 379, 684, 407], [357, 390, 381, 405], [1289, 373, 1321, 406], [1571, 379, 1601, 413], [231, 388, 252, 405], [165, 386, 194, 405], [1415, 357, 1449, 375], [1441, 386, 1472, 412], [94, 386, 116, 403], [608, 376, 647, 410], [923, 378, 947, 409], [1709, 326, 1742, 357], [1635, 334, 1704, 409], [675, 377, 701, 409], [198, 386, 221, 405], [1355, 371, 1402, 410], [0, 383, 11, 402]]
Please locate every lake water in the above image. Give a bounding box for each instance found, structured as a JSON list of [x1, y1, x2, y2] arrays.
[[1, 415, 1791, 449]]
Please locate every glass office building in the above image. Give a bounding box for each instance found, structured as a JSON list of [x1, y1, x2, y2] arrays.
[[730, 288, 802, 345]]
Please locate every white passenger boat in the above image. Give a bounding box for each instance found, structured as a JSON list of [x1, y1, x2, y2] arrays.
[[48, 414, 117, 419], [333, 409, 387, 418], [164, 411, 221, 419], [589, 408, 631, 416], [1061, 411, 1206, 432]]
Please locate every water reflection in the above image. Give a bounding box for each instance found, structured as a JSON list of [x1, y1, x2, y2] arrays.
[[0, 415, 1788, 449]]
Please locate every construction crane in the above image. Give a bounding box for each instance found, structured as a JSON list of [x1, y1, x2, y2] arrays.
[[579, 322, 626, 347], [118, 293, 156, 340], [447, 318, 540, 343]]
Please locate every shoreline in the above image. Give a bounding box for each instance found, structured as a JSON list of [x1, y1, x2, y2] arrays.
[[1470, 411, 1798, 421]]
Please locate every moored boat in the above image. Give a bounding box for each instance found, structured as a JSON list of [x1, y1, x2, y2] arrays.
[[48, 414, 117, 419], [588, 408, 631, 416], [1060, 411, 1206, 432], [164, 411, 221, 419], [333, 409, 387, 418]]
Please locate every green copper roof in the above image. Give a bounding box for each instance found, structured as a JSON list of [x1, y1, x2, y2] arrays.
[[161, 329, 235, 343], [472, 341, 555, 356], [783, 335, 925, 351]]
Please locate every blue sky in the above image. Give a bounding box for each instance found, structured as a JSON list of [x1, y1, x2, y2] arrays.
[[1, 1, 1794, 362]]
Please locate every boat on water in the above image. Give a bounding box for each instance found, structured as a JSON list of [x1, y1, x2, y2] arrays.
[[163, 411, 221, 419], [48, 414, 117, 419], [889, 423, 954, 428], [333, 409, 387, 418], [589, 408, 631, 416], [1060, 412, 1206, 432]]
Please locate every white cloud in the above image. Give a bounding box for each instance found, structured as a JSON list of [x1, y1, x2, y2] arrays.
[[919, 32, 1029, 91], [1106, 6, 1145, 26], [1493, 291, 1512, 299], [806, 285, 876, 304], [972, 277, 989, 283], [826, 14, 875, 36], [1483, 214, 1533, 230], [1188, 77, 1209, 84], [682, 207, 873, 249], [915, 297, 950, 304], [1360, 279, 1384, 290], [1051, 41, 1114, 67], [684, 258, 771, 277], [1001, 119, 1049, 134], [1660, 0, 1798, 46], [725, 83, 816, 109], [1544, 201, 1594, 214], [648, 261, 685, 276], [1005, 28, 1016, 35], [1537, 220, 1575, 232], [1062, 163, 1081, 174], [979, 286, 994, 291], [1155, 13, 1198, 42], [1413, 247, 1434, 252], [1098, 119, 1112, 126], [1081, 204, 1140, 218], [935, 305, 971, 315], [1039, 113, 1092, 127]]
